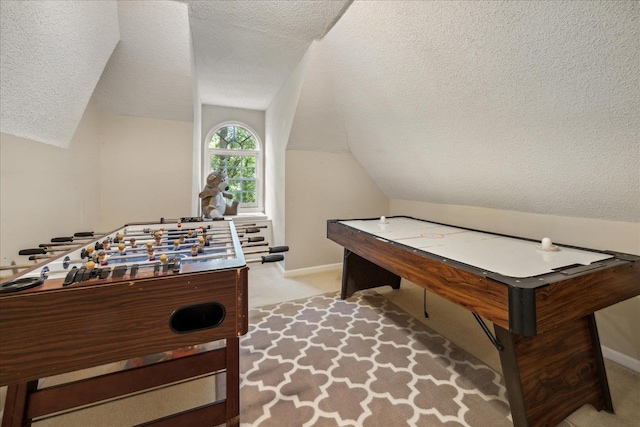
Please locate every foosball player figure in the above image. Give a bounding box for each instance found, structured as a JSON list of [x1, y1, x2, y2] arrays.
[[86, 260, 96, 271], [85, 245, 96, 261], [102, 239, 111, 251], [155, 235, 163, 247], [160, 253, 168, 264], [198, 236, 206, 251], [146, 241, 154, 251], [117, 243, 126, 256], [147, 248, 156, 261], [115, 232, 125, 243], [187, 229, 194, 238], [129, 238, 137, 249], [173, 240, 181, 252], [179, 235, 186, 245], [97, 251, 108, 266], [190, 244, 198, 257]]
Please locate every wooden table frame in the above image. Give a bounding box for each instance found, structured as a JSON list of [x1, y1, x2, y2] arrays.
[[1, 220, 249, 427], [328, 216, 639, 427]]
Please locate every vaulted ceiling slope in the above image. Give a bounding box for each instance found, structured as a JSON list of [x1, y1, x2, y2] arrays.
[[94, 1, 192, 122], [1, 1, 351, 147], [188, 0, 352, 110], [288, 1, 640, 222], [0, 1, 119, 148]]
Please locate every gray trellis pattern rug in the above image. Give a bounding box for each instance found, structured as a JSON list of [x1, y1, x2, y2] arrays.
[[239, 291, 513, 427]]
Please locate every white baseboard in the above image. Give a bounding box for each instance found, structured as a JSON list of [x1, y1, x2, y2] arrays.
[[283, 263, 342, 278], [602, 345, 640, 373]]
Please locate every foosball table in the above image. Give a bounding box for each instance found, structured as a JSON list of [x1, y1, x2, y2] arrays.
[[0, 218, 284, 426]]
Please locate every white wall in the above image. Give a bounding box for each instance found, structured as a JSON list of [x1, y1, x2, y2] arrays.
[[99, 114, 192, 231], [390, 198, 640, 362], [0, 97, 103, 275], [285, 150, 388, 271], [265, 49, 312, 246]]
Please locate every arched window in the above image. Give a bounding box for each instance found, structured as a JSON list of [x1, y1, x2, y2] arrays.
[[205, 124, 263, 212]]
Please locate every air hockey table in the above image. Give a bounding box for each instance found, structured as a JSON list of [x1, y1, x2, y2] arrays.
[[327, 216, 639, 427], [0, 218, 249, 426]]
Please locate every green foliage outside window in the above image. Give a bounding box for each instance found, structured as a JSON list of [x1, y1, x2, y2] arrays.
[[209, 125, 259, 206]]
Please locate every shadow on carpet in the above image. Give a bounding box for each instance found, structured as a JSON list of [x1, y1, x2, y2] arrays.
[[240, 291, 514, 427]]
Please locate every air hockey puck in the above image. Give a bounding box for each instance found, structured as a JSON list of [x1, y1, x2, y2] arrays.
[[0, 276, 45, 293]]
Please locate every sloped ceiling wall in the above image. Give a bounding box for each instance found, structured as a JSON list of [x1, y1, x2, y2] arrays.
[[0, 1, 119, 147], [189, 0, 352, 110], [94, 1, 193, 121], [288, 1, 639, 222]]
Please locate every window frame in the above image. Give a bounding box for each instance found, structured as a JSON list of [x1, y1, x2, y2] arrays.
[[202, 122, 264, 214]]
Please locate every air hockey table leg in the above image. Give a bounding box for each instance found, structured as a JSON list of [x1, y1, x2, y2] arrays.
[[494, 313, 613, 427], [340, 249, 401, 300]]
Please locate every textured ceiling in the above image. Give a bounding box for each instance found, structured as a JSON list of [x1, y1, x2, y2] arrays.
[[188, 0, 352, 110], [2, 1, 637, 223], [0, 1, 119, 147], [2, 1, 351, 141], [288, 0, 640, 222], [94, 1, 193, 121]]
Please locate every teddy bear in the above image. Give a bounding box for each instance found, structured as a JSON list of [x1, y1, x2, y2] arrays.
[[199, 171, 239, 218]]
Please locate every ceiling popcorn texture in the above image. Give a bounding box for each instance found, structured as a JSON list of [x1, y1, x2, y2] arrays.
[[0, 1, 119, 147], [1, 1, 636, 223], [188, 0, 352, 110], [94, 1, 193, 122], [288, 1, 639, 222]]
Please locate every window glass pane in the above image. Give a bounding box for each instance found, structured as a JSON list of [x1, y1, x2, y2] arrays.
[[210, 126, 257, 150], [210, 152, 257, 206]]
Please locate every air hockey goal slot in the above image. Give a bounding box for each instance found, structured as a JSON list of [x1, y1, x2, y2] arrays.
[[170, 301, 226, 333]]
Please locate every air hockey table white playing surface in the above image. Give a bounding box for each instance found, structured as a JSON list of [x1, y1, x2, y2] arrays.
[[339, 217, 613, 278]]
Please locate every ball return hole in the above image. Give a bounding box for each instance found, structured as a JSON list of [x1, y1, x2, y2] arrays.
[[170, 302, 225, 333]]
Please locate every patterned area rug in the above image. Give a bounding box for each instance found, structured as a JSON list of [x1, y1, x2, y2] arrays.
[[239, 291, 513, 427]]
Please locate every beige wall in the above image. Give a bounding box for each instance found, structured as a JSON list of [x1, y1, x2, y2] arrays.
[[265, 48, 312, 247], [285, 150, 388, 271], [0, 98, 103, 275], [390, 199, 640, 362], [99, 114, 192, 232]]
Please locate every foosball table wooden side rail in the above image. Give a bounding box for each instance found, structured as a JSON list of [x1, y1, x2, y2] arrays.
[[2, 340, 241, 427], [1, 265, 249, 427]]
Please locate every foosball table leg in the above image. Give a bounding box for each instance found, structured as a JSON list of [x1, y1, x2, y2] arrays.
[[1, 380, 38, 427], [226, 336, 240, 426]]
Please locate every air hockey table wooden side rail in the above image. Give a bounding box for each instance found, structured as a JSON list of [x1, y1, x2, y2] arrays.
[[327, 216, 640, 427], [0, 218, 248, 427]]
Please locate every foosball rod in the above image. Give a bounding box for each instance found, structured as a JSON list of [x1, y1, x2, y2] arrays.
[[40, 230, 252, 247], [0, 262, 37, 271], [45, 227, 220, 243], [26, 241, 274, 263], [33, 246, 290, 278], [1, 245, 289, 273], [47, 225, 264, 244], [61, 245, 289, 267], [120, 223, 263, 237], [102, 231, 259, 247], [30, 236, 266, 255], [247, 254, 284, 264], [27, 243, 270, 262]]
